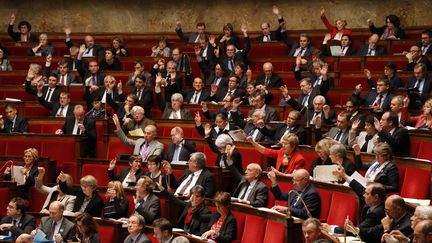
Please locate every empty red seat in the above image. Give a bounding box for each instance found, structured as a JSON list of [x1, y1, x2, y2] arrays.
[[81, 164, 110, 186], [400, 167, 430, 199], [417, 142, 432, 161], [98, 225, 116, 243], [106, 140, 133, 159], [236, 147, 264, 169], [232, 211, 247, 241], [241, 215, 266, 243], [41, 140, 77, 166], [29, 187, 46, 212], [262, 220, 286, 243], [316, 188, 333, 222], [0, 188, 9, 216], [326, 192, 358, 225]]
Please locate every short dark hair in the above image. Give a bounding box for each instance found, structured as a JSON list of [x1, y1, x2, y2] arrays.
[[11, 197, 27, 214], [214, 191, 231, 207], [369, 182, 386, 202], [190, 185, 206, 197], [422, 29, 432, 38], [196, 22, 206, 28], [386, 15, 401, 28], [341, 34, 352, 44], [364, 114, 376, 127], [134, 59, 144, 66], [384, 62, 397, 71], [75, 213, 98, 236], [346, 97, 360, 109], [228, 75, 239, 83], [5, 102, 17, 110], [153, 218, 172, 233], [18, 21, 31, 31], [386, 111, 400, 128], [147, 155, 162, 166]]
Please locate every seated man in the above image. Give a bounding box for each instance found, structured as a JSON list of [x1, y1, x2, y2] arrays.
[[163, 152, 216, 198], [121, 106, 155, 134], [113, 114, 163, 161], [0, 103, 29, 133], [315, 111, 351, 147], [172, 48, 192, 83], [303, 218, 332, 243], [375, 111, 410, 157], [76, 45, 106, 86], [256, 6, 286, 42], [357, 34, 386, 56], [65, 28, 104, 60], [420, 29, 432, 55], [286, 33, 316, 57], [294, 59, 333, 97], [175, 21, 207, 43], [226, 145, 268, 207], [126, 59, 152, 86], [152, 218, 174, 243], [123, 214, 152, 243], [32, 201, 75, 242], [403, 45, 432, 71], [83, 74, 125, 104], [25, 72, 61, 103], [194, 34, 216, 73], [255, 62, 283, 88], [107, 93, 137, 123], [155, 91, 192, 120], [38, 90, 74, 117], [217, 27, 250, 74], [322, 33, 357, 56], [157, 184, 211, 235], [55, 105, 97, 157], [0, 197, 35, 239], [199, 62, 227, 87], [259, 110, 307, 145], [44, 56, 77, 85], [209, 75, 246, 103], [353, 78, 394, 114], [164, 127, 197, 163], [128, 73, 152, 116], [232, 109, 268, 142], [183, 77, 210, 104], [134, 176, 161, 225], [269, 169, 321, 219], [406, 63, 432, 109]]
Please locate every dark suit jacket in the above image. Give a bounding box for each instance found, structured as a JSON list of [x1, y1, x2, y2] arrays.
[[316, 127, 350, 147], [160, 189, 211, 235], [60, 116, 96, 157], [369, 212, 413, 242], [229, 163, 268, 208], [206, 212, 237, 243], [59, 181, 104, 217], [195, 123, 235, 140], [7, 24, 37, 43], [369, 25, 405, 39], [164, 140, 197, 162], [83, 86, 125, 110], [44, 66, 78, 85], [271, 183, 321, 219], [3, 163, 38, 199], [1, 115, 29, 133], [135, 192, 161, 225], [0, 214, 36, 238], [198, 60, 228, 87], [378, 127, 410, 157], [246, 105, 278, 122], [322, 43, 356, 56], [108, 168, 144, 187], [205, 136, 243, 172], [38, 97, 74, 117], [403, 55, 432, 71], [259, 124, 307, 144], [284, 88, 321, 114], [255, 73, 283, 88], [25, 80, 61, 102], [103, 197, 129, 219], [203, 108, 243, 122], [218, 37, 251, 74], [184, 89, 210, 104], [66, 39, 105, 60], [288, 44, 315, 57], [293, 71, 333, 97], [354, 155, 399, 192], [353, 91, 393, 111], [171, 169, 216, 198], [357, 44, 386, 56], [132, 87, 153, 109], [175, 28, 208, 43], [210, 88, 246, 102], [255, 17, 285, 42], [406, 73, 432, 104], [39, 216, 76, 242], [77, 59, 106, 86]]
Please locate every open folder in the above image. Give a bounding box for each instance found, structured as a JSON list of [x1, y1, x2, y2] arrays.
[[12, 165, 25, 186]]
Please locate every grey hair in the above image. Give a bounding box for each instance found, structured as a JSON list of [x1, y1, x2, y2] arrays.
[[131, 106, 145, 115], [215, 134, 233, 148], [416, 206, 432, 220], [313, 95, 326, 104], [192, 152, 206, 169], [329, 143, 346, 158], [171, 93, 184, 103]]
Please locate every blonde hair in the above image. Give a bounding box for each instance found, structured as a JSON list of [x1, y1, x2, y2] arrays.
[[281, 133, 299, 148], [24, 148, 39, 161], [80, 175, 98, 189], [315, 138, 336, 155], [107, 181, 125, 199]]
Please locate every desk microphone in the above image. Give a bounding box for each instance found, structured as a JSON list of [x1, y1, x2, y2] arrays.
[[287, 189, 312, 218]]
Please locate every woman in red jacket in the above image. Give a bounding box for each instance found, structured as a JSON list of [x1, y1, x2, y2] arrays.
[[320, 6, 352, 40]]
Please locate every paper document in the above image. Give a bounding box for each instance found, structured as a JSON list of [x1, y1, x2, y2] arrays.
[[228, 130, 246, 141], [404, 198, 431, 206], [313, 165, 339, 183], [34, 229, 54, 242], [257, 207, 288, 217], [63, 210, 75, 216], [5, 98, 22, 102], [350, 171, 368, 188], [330, 46, 343, 56], [12, 165, 25, 186], [128, 129, 144, 136], [336, 236, 364, 242], [171, 161, 188, 165]]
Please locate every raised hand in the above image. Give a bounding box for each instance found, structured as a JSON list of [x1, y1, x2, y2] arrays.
[[363, 69, 372, 79], [194, 112, 201, 126], [280, 85, 289, 98], [225, 144, 236, 160], [323, 33, 331, 43], [155, 175, 164, 191], [64, 27, 71, 36], [176, 20, 181, 28], [320, 63, 328, 76], [10, 13, 16, 24], [322, 104, 330, 115], [373, 117, 382, 132], [38, 167, 45, 176], [109, 158, 116, 170], [295, 54, 302, 66], [355, 83, 363, 93], [232, 97, 242, 110], [241, 25, 248, 36], [320, 6, 325, 16], [351, 119, 361, 131], [352, 144, 361, 155], [162, 160, 172, 175], [272, 5, 280, 16], [58, 171, 66, 182], [155, 73, 162, 87], [203, 123, 212, 137], [367, 19, 373, 26], [79, 44, 86, 54], [214, 48, 219, 58], [112, 114, 121, 130], [267, 169, 277, 184]]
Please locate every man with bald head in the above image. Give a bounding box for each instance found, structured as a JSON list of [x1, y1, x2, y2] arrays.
[[255, 62, 283, 88], [412, 220, 432, 243], [34, 201, 75, 242], [114, 114, 164, 161], [269, 169, 321, 219], [358, 34, 386, 56], [164, 127, 197, 162], [65, 27, 104, 60]]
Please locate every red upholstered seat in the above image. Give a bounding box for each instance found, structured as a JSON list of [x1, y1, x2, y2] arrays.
[[41, 140, 76, 167], [232, 211, 247, 241], [338, 57, 362, 71], [0, 188, 9, 216], [62, 162, 78, 184], [98, 225, 116, 243], [261, 178, 276, 208], [241, 215, 267, 243], [29, 187, 46, 212], [316, 188, 333, 222], [81, 164, 110, 186], [106, 140, 133, 159], [203, 146, 218, 166], [410, 140, 422, 159], [397, 166, 406, 192], [125, 194, 135, 216], [263, 220, 286, 243], [326, 192, 358, 225], [400, 167, 430, 199], [236, 147, 264, 169], [417, 142, 432, 161], [23, 106, 51, 117]]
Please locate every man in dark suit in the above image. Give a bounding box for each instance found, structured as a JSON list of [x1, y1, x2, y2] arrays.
[[25, 73, 61, 103], [0, 103, 29, 133], [316, 111, 351, 147], [256, 6, 286, 42], [65, 27, 104, 60], [155, 88, 192, 120], [376, 111, 410, 157], [294, 59, 333, 97], [76, 46, 106, 86], [175, 21, 207, 43], [108, 155, 144, 187], [259, 110, 307, 144], [286, 33, 316, 57], [403, 45, 432, 71], [357, 34, 386, 56], [232, 109, 267, 142], [34, 201, 75, 242], [123, 214, 152, 243], [172, 48, 192, 84], [183, 77, 210, 104], [164, 152, 216, 198], [218, 28, 251, 74], [245, 91, 278, 122], [0, 197, 35, 239], [55, 105, 96, 157], [353, 78, 394, 113], [406, 63, 432, 109], [322, 34, 357, 56], [44, 56, 78, 85], [38, 90, 74, 117], [420, 29, 432, 55], [134, 176, 161, 225], [158, 185, 211, 235], [195, 34, 216, 72], [82, 74, 125, 109], [255, 62, 283, 88], [209, 75, 246, 103], [164, 127, 197, 162], [107, 93, 137, 123], [269, 169, 321, 219], [199, 61, 227, 87]]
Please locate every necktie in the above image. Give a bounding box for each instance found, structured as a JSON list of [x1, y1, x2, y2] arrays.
[[178, 173, 194, 195], [172, 144, 181, 161], [361, 135, 373, 152], [172, 111, 179, 119], [193, 92, 198, 103], [140, 143, 149, 161], [136, 89, 142, 100], [367, 48, 374, 56], [135, 198, 144, 209], [341, 47, 345, 53], [60, 75, 65, 85], [48, 221, 57, 240], [302, 94, 310, 107], [265, 77, 270, 86], [10, 121, 15, 132], [92, 75, 96, 85], [12, 219, 16, 227], [314, 78, 322, 87], [299, 48, 305, 56], [334, 129, 343, 141], [85, 47, 91, 54], [228, 59, 234, 72], [414, 80, 423, 90], [377, 94, 383, 108], [247, 127, 257, 137], [45, 88, 52, 102], [227, 90, 233, 98], [57, 106, 64, 117], [239, 182, 250, 199], [264, 35, 270, 42]]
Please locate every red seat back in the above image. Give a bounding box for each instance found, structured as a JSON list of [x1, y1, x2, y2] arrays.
[[263, 220, 286, 243], [0, 188, 9, 216], [29, 187, 46, 212], [417, 142, 432, 161], [400, 167, 431, 199], [41, 140, 77, 166], [107, 140, 133, 159], [241, 215, 266, 243], [98, 225, 115, 243], [81, 164, 110, 186], [316, 188, 333, 222], [232, 211, 247, 241], [326, 192, 358, 225], [5, 140, 41, 156], [236, 147, 264, 169]]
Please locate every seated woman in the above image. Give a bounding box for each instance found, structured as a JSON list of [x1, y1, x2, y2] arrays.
[[0, 47, 12, 71], [195, 112, 235, 140], [217, 23, 240, 51], [320, 6, 352, 41], [248, 133, 305, 174], [111, 36, 128, 57], [103, 180, 129, 219], [364, 62, 401, 91], [8, 13, 37, 43], [59, 173, 104, 217], [157, 183, 211, 235], [234, 62, 250, 90], [151, 36, 171, 58], [3, 148, 39, 199], [71, 213, 100, 243], [201, 192, 237, 243], [108, 155, 144, 188], [26, 63, 45, 86], [145, 155, 171, 189], [29, 33, 55, 56], [368, 15, 405, 40], [204, 133, 243, 172], [35, 167, 75, 213], [348, 115, 379, 153], [402, 98, 432, 129], [309, 138, 335, 175], [329, 143, 356, 177], [352, 143, 399, 193], [99, 49, 121, 71]]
